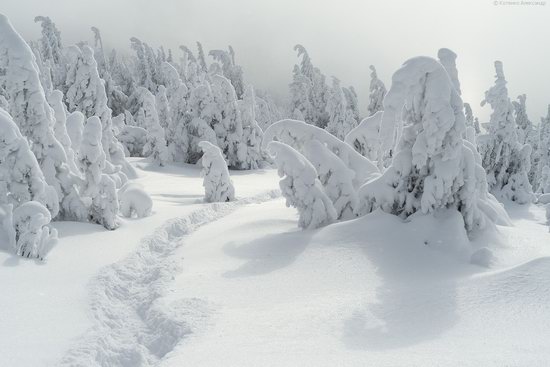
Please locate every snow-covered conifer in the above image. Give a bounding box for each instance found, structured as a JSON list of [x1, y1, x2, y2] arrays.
[[187, 83, 218, 163], [367, 65, 386, 116], [34, 16, 65, 91], [66, 111, 84, 153], [326, 77, 357, 140], [48, 89, 79, 174], [263, 119, 379, 188], [12, 201, 57, 260], [478, 61, 533, 203], [0, 15, 86, 220], [134, 87, 170, 166], [303, 140, 358, 220], [199, 141, 235, 202], [238, 85, 264, 169], [268, 141, 336, 229], [359, 56, 509, 233], [79, 117, 120, 230]]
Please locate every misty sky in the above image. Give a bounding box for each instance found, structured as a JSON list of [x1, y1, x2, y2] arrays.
[[3, 0, 550, 122]]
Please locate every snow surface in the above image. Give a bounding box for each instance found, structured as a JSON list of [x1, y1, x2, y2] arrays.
[[1, 160, 550, 366]]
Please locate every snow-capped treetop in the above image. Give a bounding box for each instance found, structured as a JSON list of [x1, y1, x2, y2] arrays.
[[437, 48, 461, 95], [367, 65, 386, 117], [344, 111, 383, 161]]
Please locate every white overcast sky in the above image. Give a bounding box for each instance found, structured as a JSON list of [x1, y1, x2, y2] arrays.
[[3, 0, 550, 122]]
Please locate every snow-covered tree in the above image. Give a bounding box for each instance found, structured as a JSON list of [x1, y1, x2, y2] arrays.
[[478, 61, 533, 203], [211, 74, 246, 168], [343, 86, 360, 123], [289, 65, 313, 122], [0, 107, 59, 217], [209, 46, 245, 98], [536, 105, 550, 192], [0, 15, 86, 221], [359, 56, 509, 233], [12, 201, 58, 260], [34, 15, 65, 91], [344, 111, 383, 161], [199, 141, 235, 202], [263, 119, 379, 188], [367, 65, 386, 117], [79, 117, 120, 230], [326, 77, 357, 140], [512, 94, 539, 185], [268, 141, 336, 229], [65, 45, 132, 179], [133, 87, 170, 165], [47, 89, 79, 174], [187, 83, 217, 163], [303, 140, 358, 220], [238, 85, 264, 169]]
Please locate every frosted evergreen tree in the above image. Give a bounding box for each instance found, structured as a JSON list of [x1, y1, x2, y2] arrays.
[[34, 16, 65, 91], [199, 141, 235, 202], [536, 105, 550, 191], [438, 48, 461, 94], [211, 74, 246, 168], [367, 65, 386, 116], [343, 86, 360, 123], [12, 201, 58, 260], [0, 107, 59, 218], [196, 41, 208, 73], [160, 62, 190, 162], [512, 94, 539, 185], [130, 37, 156, 92], [187, 83, 218, 163], [289, 65, 313, 122], [478, 61, 533, 203], [268, 141, 336, 229], [326, 77, 357, 140], [133, 87, 170, 166], [359, 56, 509, 233], [48, 89, 79, 174], [0, 15, 86, 221], [303, 140, 358, 220], [65, 45, 132, 179], [79, 117, 120, 230], [238, 85, 264, 169], [209, 46, 245, 98]]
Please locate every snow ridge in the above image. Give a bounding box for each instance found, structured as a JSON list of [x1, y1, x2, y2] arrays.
[[60, 190, 280, 367]]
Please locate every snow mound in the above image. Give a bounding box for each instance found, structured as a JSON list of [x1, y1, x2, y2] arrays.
[[119, 186, 153, 218]]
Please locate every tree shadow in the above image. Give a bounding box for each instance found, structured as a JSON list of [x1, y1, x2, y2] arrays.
[[337, 211, 474, 351], [222, 226, 312, 278]]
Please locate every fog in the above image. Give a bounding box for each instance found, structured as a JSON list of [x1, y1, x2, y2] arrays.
[[3, 0, 550, 122]]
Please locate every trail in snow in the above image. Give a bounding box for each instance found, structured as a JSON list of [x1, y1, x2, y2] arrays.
[[60, 190, 280, 367]]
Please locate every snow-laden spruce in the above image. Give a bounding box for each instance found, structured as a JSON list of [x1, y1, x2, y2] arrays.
[[238, 85, 264, 169], [367, 65, 386, 117], [536, 105, 550, 193], [268, 141, 336, 229], [477, 61, 533, 203], [133, 87, 170, 166], [0, 14, 87, 221], [0, 108, 58, 259], [118, 182, 152, 218], [512, 94, 539, 186], [345, 111, 383, 161], [66, 111, 85, 153], [325, 77, 357, 140], [359, 56, 509, 234], [79, 117, 120, 230], [65, 44, 133, 180], [0, 108, 58, 216], [303, 140, 358, 220], [199, 141, 235, 203], [262, 119, 379, 188]]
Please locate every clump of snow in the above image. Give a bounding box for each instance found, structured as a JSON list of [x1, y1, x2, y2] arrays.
[[268, 141, 336, 229], [66, 111, 84, 153], [199, 141, 235, 203], [119, 185, 153, 218]]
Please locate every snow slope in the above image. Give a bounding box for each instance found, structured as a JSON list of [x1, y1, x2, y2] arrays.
[[1, 159, 549, 367]]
